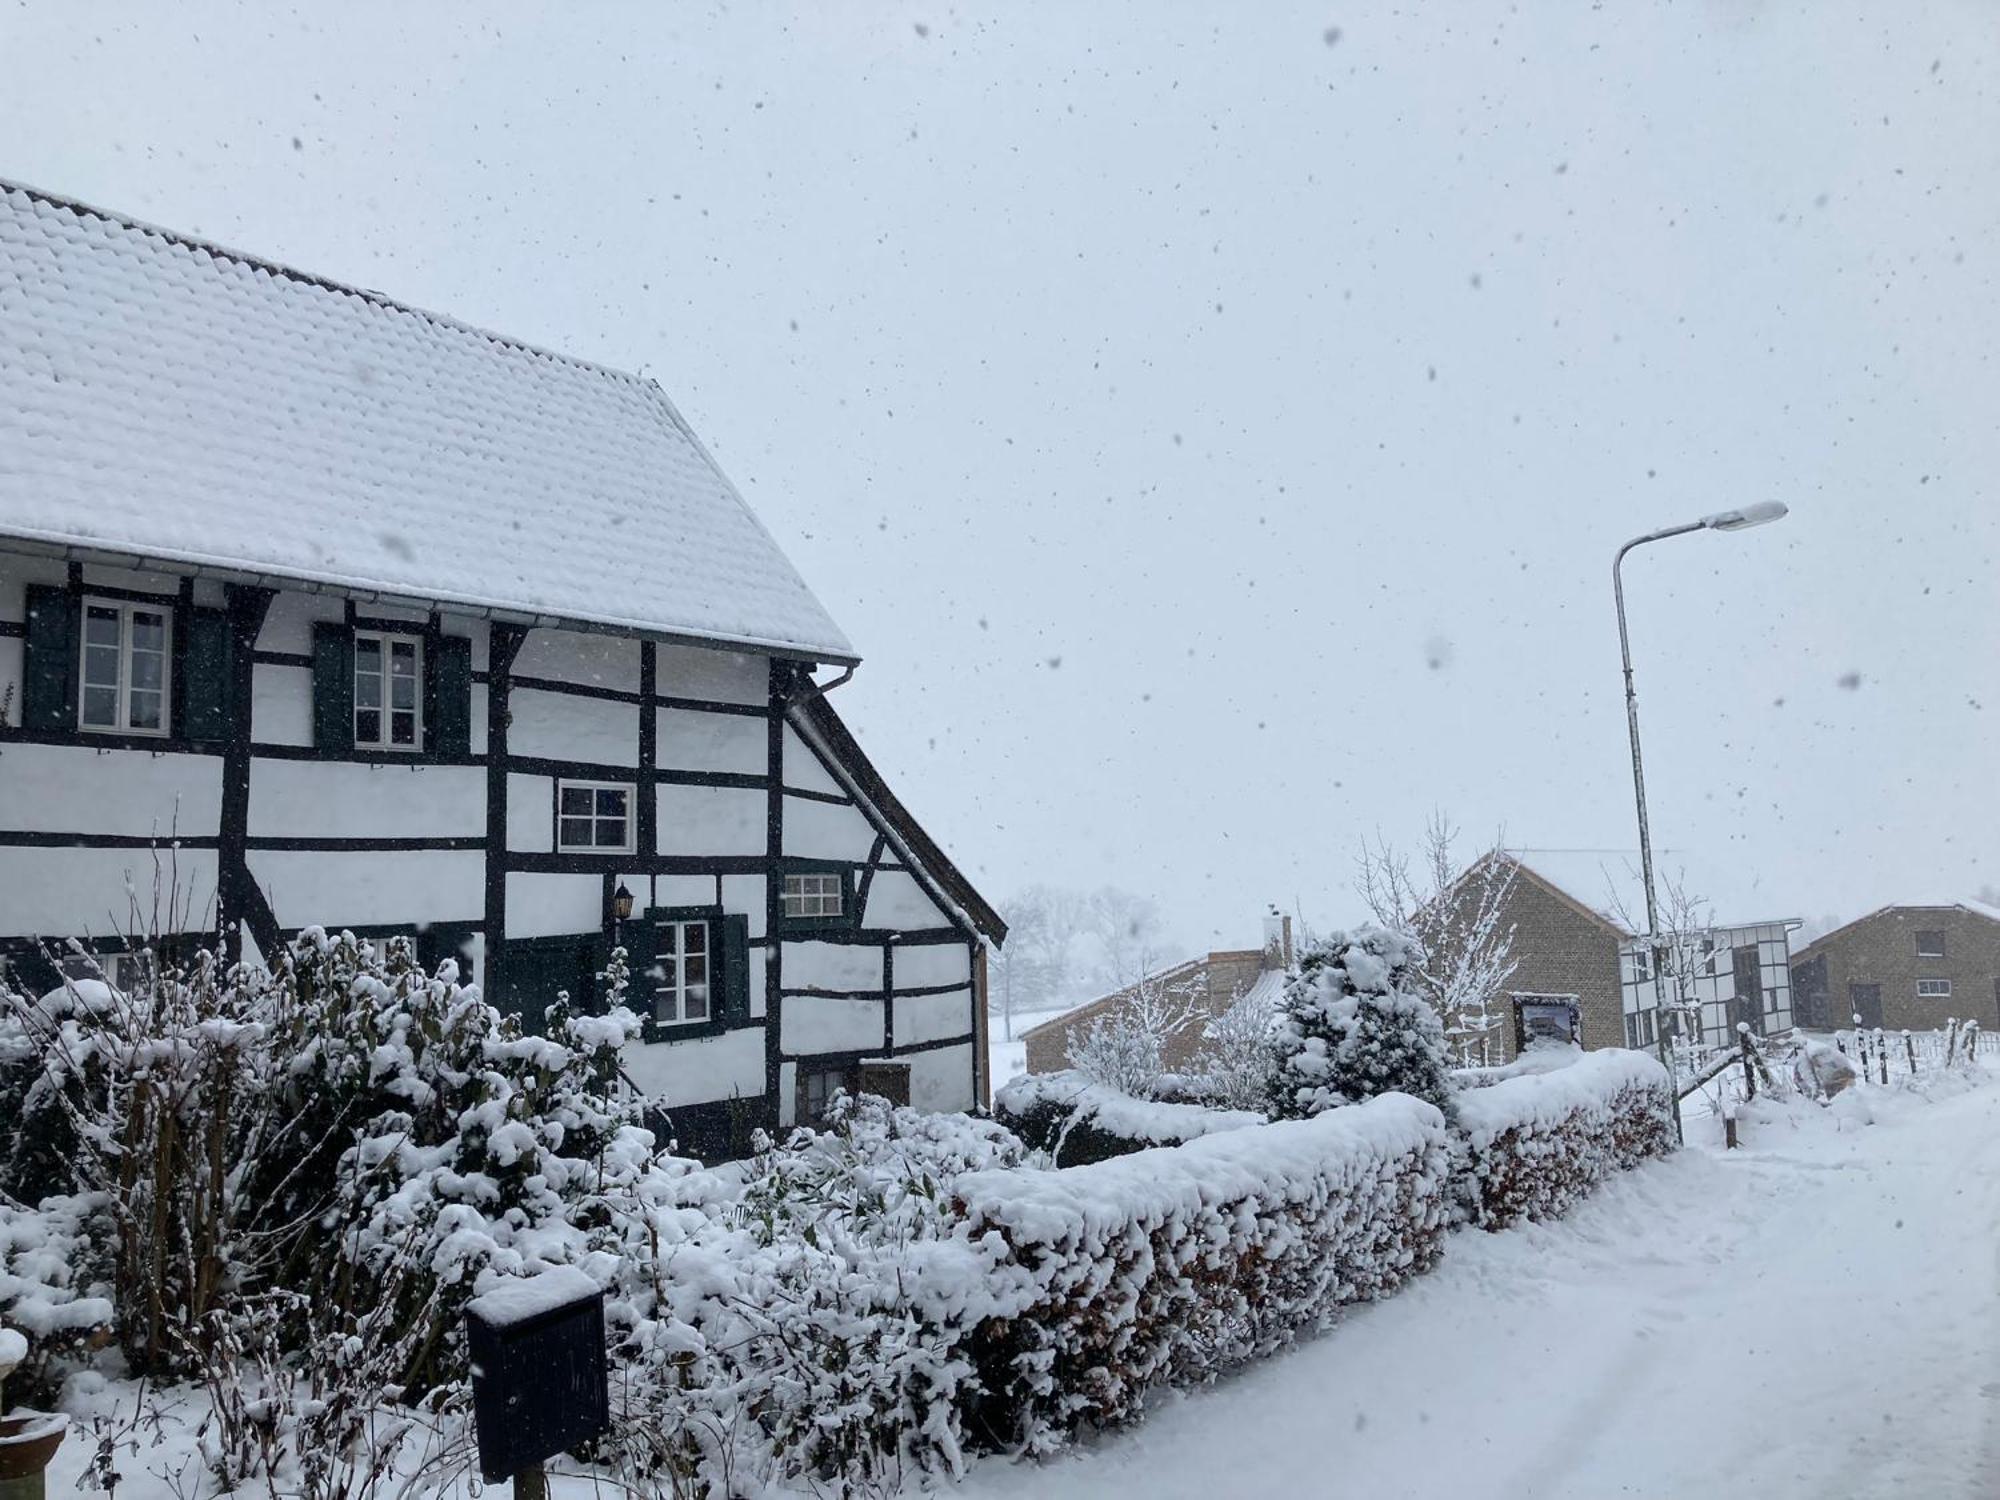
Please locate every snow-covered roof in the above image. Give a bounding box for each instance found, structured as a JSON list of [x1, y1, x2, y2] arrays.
[[0, 180, 855, 663]]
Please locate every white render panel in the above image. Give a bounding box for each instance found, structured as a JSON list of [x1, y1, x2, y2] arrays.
[[506, 774, 554, 853], [862, 871, 951, 931], [513, 630, 641, 693], [656, 707, 766, 775], [0, 846, 219, 937], [256, 591, 340, 656], [0, 638, 19, 725], [80, 563, 180, 598], [657, 644, 767, 707], [252, 849, 483, 928], [0, 743, 221, 836], [656, 784, 764, 857], [778, 1061, 798, 1127], [782, 725, 844, 797], [890, 943, 973, 989], [784, 940, 884, 992], [504, 872, 603, 939], [721, 876, 766, 938], [907, 1044, 975, 1112], [620, 1024, 765, 1108], [646, 875, 716, 910], [894, 991, 976, 1050], [782, 795, 877, 862], [249, 760, 484, 839], [784, 996, 884, 1055], [509, 688, 639, 768], [469, 683, 489, 756], [250, 663, 313, 747]]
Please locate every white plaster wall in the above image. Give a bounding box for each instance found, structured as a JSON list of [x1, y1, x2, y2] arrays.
[[0, 744, 221, 835], [657, 707, 766, 774], [722, 875, 766, 938], [658, 644, 765, 706], [656, 784, 764, 856], [80, 563, 181, 597], [514, 630, 641, 693], [0, 638, 22, 726], [250, 663, 313, 746], [862, 871, 951, 930], [782, 726, 845, 796], [908, 1044, 975, 1112], [506, 773, 554, 852], [256, 592, 342, 655], [504, 871, 604, 938], [251, 849, 483, 928], [784, 996, 884, 1054], [645, 874, 716, 910], [469, 683, 488, 756], [784, 940, 884, 992], [891, 943, 973, 989], [778, 1060, 799, 1126], [894, 991, 976, 1049], [249, 761, 484, 838], [620, 1024, 765, 1107], [783, 796, 878, 862], [0, 846, 219, 937], [510, 688, 639, 768]]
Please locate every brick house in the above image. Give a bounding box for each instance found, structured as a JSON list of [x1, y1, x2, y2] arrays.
[[1790, 904, 2000, 1031], [1021, 916, 1293, 1076]]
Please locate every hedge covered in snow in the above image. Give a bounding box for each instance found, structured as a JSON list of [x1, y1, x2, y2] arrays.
[[993, 1069, 1264, 1165], [1454, 1048, 1675, 1229], [946, 1091, 1451, 1449]]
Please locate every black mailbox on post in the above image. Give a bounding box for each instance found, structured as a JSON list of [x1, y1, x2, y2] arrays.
[[465, 1267, 610, 1485]]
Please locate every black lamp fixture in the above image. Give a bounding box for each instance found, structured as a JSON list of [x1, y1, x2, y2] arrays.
[[613, 883, 634, 922]]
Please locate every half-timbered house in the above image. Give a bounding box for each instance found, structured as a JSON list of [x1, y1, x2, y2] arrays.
[[0, 179, 1003, 1154]]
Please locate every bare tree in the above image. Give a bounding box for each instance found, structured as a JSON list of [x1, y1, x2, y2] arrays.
[[1085, 886, 1166, 993], [1069, 951, 1203, 1097], [1354, 811, 1518, 1067], [993, 885, 1093, 1035], [1605, 865, 1717, 1052]]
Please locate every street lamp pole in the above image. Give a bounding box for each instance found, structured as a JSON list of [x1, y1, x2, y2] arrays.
[[1612, 502, 1788, 1141]]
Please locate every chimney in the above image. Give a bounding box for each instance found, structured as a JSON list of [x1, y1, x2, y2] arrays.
[[1262, 911, 1295, 971]]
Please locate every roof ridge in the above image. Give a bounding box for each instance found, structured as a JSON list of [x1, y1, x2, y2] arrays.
[[0, 175, 652, 394]]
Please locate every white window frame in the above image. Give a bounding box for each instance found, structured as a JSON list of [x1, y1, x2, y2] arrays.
[[782, 871, 845, 921], [353, 630, 424, 752], [653, 919, 712, 1026], [555, 779, 636, 854], [78, 596, 173, 737], [1917, 978, 1952, 999]]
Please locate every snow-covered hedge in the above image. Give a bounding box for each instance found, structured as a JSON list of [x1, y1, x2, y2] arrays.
[[993, 1069, 1264, 1166], [946, 1091, 1450, 1448], [1454, 1049, 1675, 1229]]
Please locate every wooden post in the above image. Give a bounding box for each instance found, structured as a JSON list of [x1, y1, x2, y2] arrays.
[[1723, 1113, 1738, 1150], [515, 1464, 549, 1500], [1739, 1026, 1757, 1102], [1905, 1031, 1917, 1077], [1946, 1019, 1959, 1067]]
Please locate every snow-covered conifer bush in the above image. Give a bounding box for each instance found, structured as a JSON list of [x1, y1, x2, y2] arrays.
[[1454, 1050, 1676, 1228], [1270, 926, 1457, 1122]]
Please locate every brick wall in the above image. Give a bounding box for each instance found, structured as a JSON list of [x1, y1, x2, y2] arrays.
[[1486, 873, 1626, 1059], [1791, 907, 2000, 1032]]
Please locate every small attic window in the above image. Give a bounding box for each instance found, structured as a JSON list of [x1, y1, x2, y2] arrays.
[[1916, 930, 1946, 959]]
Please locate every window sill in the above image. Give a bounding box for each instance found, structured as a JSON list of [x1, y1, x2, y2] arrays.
[[641, 1016, 737, 1044]]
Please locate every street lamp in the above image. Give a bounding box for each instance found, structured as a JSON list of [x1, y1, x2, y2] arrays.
[[1612, 502, 1788, 1134]]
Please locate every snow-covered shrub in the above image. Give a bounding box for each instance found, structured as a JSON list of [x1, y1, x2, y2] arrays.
[[0, 1193, 114, 1404], [1190, 981, 1282, 1111], [1454, 1049, 1675, 1229], [1270, 926, 1456, 1121], [1067, 963, 1203, 1098], [993, 1070, 1262, 1166], [947, 1093, 1451, 1450]]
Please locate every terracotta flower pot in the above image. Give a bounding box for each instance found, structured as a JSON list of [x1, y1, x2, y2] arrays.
[[0, 1410, 67, 1484]]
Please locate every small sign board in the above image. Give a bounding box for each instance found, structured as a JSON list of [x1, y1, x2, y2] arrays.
[[465, 1267, 609, 1483]]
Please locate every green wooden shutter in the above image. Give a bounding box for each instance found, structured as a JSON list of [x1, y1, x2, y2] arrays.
[[22, 585, 78, 732], [721, 914, 751, 1021], [432, 634, 472, 756], [311, 622, 354, 752], [181, 607, 233, 742]]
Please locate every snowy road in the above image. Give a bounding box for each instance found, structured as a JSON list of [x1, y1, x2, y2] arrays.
[[958, 1082, 2000, 1500]]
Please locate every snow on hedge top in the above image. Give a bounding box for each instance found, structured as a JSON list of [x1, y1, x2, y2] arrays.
[[1453, 1048, 1670, 1148], [0, 181, 855, 663], [994, 1069, 1264, 1143]]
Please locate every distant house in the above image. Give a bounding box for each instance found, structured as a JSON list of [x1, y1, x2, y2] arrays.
[[1790, 904, 2000, 1031], [1021, 916, 1293, 1077], [1434, 853, 1796, 1058], [0, 179, 1005, 1154]]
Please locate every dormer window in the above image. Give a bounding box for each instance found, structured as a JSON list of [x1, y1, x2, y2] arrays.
[[354, 630, 422, 750]]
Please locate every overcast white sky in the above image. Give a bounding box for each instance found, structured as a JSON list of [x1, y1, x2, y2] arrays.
[[2, 2, 1995, 954]]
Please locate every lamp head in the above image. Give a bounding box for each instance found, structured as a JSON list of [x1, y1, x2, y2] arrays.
[[1701, 501, 1788, 532]]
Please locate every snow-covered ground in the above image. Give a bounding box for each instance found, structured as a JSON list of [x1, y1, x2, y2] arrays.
[[958, 1076, 2000, 1500]]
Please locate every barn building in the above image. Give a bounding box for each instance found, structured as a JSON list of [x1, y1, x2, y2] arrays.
[[0, 179, 1003, 1154]]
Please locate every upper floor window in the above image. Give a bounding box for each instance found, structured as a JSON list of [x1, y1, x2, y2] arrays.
[[783, 871, 844, 921], [79, 598, 171, 736], [354, 631, 422, 750], [654, 919, 711, 1025], [556, 780, 634, 853], [1916, 930, 1946, 959]]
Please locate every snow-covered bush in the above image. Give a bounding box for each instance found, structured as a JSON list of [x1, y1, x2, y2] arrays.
[[947, 1092, 1451, 1450], [1190, 981, 1282, 1111], [993, 1070, 1262, 1166], [1270, 926, 1456, 1121], [1454, 1049, 1675, 1229], [1067, 962, 1203, 1098]]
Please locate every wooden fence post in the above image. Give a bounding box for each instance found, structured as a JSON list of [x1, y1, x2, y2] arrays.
[[1905, 1031, 1917, 1077], [1738, 1025, 1757, 1102], [1876, 1029, 1889, 1086]]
